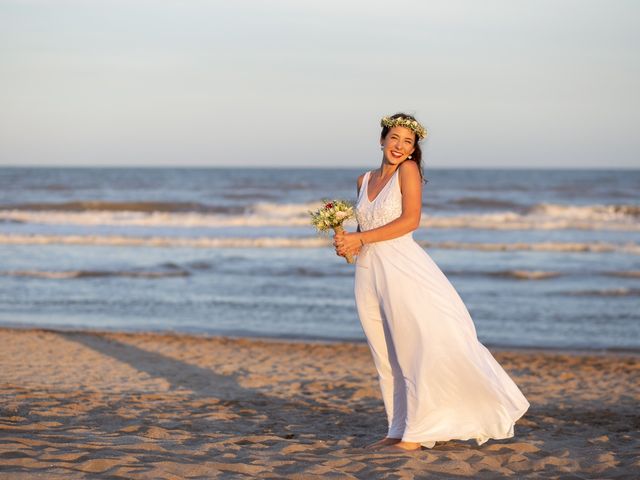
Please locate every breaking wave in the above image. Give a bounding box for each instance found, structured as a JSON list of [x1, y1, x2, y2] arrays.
[[447, 269, 562, 279], [1, 200, 243, 214], [565, 288, 640, 297], [1, 268, 190, 279], [489, 270, 562, 280], [1, 233, 638, 254], [0, 201, 638, 230]]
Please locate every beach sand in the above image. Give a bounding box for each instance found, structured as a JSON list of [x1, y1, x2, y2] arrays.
[[0, 328, 638, 479]]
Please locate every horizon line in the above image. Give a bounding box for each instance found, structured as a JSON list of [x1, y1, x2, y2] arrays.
[[1, 164, 638, 171]]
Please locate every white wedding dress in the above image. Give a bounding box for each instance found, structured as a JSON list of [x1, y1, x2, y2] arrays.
[[354, 168, 530, 448]]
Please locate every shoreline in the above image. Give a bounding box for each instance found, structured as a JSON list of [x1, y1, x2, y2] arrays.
[[1, 326, 638, 478], [1, 325, 639, 358]]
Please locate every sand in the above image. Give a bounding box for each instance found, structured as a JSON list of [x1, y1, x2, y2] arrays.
[[0, 328, 638, 479]]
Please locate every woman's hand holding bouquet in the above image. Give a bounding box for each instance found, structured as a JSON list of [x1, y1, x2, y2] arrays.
[[309, 199, 358, 264], [333, 228, 363, 261]]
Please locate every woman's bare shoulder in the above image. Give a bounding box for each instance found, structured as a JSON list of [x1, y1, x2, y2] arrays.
[[399, 160, 419, 176], [398, 161, 421, 194]]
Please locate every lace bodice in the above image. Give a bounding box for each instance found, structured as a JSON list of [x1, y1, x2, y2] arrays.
[[355, 169, 403, 231]]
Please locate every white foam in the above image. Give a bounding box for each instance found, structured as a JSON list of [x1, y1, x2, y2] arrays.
[[1, 201, 638, 230], [1, 233, 638, 254], [421, 204, 640, 231], [0, 234, 328, 248], [4, 270, 83, 279], [499, 270, 561, 280]]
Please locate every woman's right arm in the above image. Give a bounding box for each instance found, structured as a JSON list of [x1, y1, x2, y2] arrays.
[[334, 174, 364, 256]]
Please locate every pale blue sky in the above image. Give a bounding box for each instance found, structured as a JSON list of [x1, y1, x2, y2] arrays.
[[1, 0, 638, 168]]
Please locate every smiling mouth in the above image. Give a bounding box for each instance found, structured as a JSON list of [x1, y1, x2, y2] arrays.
[[390, 151, 403, 158]]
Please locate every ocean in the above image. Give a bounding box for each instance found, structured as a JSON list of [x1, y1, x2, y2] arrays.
[[0, 167, 638, 351]]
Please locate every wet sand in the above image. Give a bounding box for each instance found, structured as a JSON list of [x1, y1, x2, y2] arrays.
[[0, 327, 638, 479]]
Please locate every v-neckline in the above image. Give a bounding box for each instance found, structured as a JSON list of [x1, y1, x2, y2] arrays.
[[366, 168, 398, 203]]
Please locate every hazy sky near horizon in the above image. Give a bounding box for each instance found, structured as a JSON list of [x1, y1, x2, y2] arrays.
[[1, 0, 638, 168]]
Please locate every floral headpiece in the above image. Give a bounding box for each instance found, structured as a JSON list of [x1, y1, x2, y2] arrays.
[[380, 115, 427, 140]]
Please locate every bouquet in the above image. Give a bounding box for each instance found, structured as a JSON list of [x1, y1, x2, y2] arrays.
[[309, 199, 356, 264]]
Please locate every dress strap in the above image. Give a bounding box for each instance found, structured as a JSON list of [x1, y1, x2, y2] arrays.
[[358, 171, 371, 201]]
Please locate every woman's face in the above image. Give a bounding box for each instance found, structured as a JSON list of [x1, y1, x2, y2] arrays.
[[381, 126, 416, 165]]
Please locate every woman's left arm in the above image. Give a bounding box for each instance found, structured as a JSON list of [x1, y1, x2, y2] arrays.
[[336, 161, 422, 255]]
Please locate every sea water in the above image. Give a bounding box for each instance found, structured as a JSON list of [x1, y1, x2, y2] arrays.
[[0, 167, 638, 351]]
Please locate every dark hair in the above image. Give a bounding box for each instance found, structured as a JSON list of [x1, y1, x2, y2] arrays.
[[380, 112, 427, 183]]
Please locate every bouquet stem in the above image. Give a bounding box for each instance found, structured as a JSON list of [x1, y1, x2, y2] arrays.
[[333, 224, 354, 264]]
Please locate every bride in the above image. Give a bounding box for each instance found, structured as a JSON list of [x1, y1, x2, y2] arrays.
[[334, 113, 530, 451]]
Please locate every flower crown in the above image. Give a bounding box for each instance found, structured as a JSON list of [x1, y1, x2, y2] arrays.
[[380, 115, 427, 140]]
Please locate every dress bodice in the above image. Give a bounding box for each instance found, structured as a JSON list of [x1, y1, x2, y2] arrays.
[[356, 169, 403, 232]]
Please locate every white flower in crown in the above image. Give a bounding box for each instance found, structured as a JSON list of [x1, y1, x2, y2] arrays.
[[380, 115, 427, 140]]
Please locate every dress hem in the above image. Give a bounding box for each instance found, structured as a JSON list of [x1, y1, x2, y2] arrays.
[[403, 404, 530, 448]]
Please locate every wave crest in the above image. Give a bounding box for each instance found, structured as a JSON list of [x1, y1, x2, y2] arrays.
[[1, 234, 638, 254], [2, 200, 242, 214], [566, 288, 640, 297], [2, 269, 190, 279], [0, 201, 637, 230]]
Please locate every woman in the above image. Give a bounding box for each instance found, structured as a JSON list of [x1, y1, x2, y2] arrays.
[[334, 113, 530, 451]]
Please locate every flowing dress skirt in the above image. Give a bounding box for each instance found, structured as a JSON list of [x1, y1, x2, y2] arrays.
[[354, 234, 530, 447]]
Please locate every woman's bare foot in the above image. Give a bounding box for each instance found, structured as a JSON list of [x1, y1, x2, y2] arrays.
[[383, 441, 422, 451], [364, 437, 401, 450]]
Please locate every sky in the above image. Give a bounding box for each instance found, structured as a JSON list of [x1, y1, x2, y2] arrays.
[[1, 0, 638, 168]]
